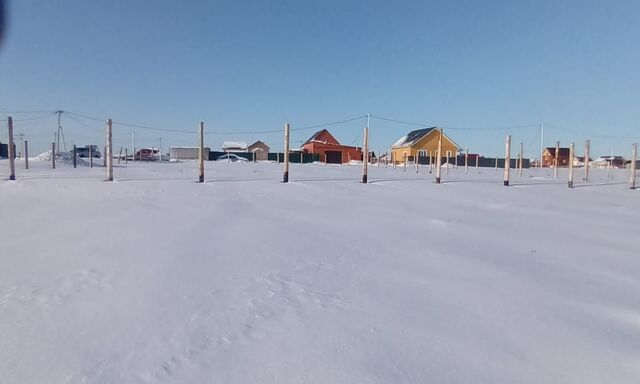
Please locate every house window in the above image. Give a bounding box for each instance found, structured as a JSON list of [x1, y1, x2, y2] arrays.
[[417, 150, 427, 157]]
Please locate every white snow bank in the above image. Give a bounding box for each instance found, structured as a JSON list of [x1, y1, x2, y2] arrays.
[[0, 160, 638, 383]]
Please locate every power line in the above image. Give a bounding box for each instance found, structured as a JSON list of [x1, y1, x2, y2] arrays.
[[0, 110, 56, 114], [14, 112, 57, 122], [64, 110, 366, 136], [370, 115, 435, 128], [370, 114, 538, 131], [0, 112, 57, 122], [292, 115, 366, 132], [207, 115, 367, 135], [64, 113, 102, 130]]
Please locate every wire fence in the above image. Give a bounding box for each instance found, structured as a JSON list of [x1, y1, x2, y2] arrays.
[[1, 110, 638, 190]]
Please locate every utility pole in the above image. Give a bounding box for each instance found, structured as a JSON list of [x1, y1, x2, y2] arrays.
[[56, 109, 67, 153]]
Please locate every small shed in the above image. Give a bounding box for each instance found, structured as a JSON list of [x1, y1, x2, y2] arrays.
[[248, 141, 270, 161]]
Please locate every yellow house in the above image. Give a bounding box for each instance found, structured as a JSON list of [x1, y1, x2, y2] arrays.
[[390, 127, 459, 163]]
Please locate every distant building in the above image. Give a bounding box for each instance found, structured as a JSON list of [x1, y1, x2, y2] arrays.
[[592, 156, 626, 169], [222, 142, 248, 153], [626, 159, 640, 169], [170, 146, 211, 161], [574, 156, 593, 167], [301, 129, 362, 164], [541, 147, 570, 167], [390, 128, 459, 164], [75, 145, 101, 158], [247, 141, 270, 161], [135, 148, 158, 161], [0, 141, 10, 158]]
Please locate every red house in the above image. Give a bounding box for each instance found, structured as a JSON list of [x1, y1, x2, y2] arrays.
[[301, 129, 362, 164]]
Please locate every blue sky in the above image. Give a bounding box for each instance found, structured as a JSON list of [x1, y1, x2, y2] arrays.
[[1, 0, 639, 157]]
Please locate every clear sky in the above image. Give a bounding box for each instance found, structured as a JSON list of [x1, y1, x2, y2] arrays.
[[1, 0, 639, 157]]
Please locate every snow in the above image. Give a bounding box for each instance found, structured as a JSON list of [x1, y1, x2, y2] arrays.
[[1, 159, 639, 383], [222, 142, 248, 151], [391, 134, 408, 148]]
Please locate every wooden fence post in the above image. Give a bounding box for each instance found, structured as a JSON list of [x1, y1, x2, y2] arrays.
[[107, 119, 113, 181], [630, 143, 637, 190], [445, 151, 449, 174], [362, 126, 368, 183], [494, 157, 497, 170], [554, 141, 560, 179], [125, 148, 128, 164], [118, 147, 123, 166], [90, 146, 93, 168], [52, 142, 56, 169], [7, 117, 15, 180], [103, 146, 107, 167], [503, 135, 511, 186], [464, 148, 468, 174], [435, 129, 443, 184], [475, 154, 479, 169], [583, 139, 590, 182], [283, 123, 290, 183], [73, 145, 77, 168], [199, 121, 205, 183], [568, 142, 574, 188], [24, 140, 29, 170], [519, 142, 523, 176], [415, 151, 419, 173]]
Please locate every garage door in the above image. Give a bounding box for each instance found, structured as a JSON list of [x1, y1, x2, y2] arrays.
[[325, 151, 342, 164]]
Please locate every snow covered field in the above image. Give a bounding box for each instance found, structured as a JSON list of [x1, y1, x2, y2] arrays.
[[1, 159, 639, 383]]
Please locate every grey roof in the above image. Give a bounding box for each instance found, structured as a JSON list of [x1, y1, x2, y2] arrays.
[[392, 127, 437, 148]]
